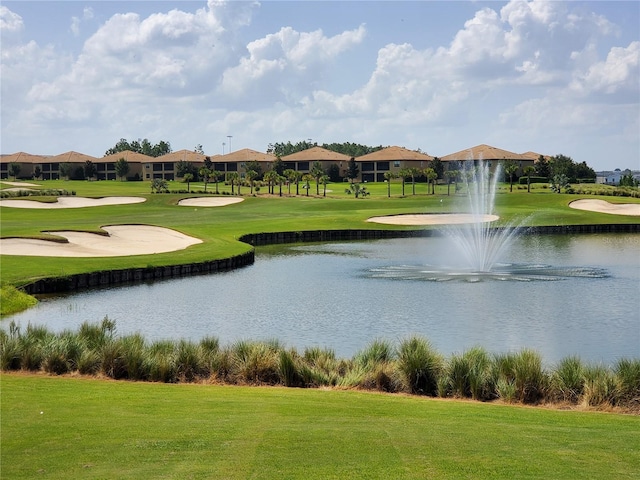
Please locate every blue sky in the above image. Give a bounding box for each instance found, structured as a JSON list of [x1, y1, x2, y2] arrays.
[[1, 1, 638, 171]]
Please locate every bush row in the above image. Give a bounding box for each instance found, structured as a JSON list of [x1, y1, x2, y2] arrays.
[[2, 319, 638, 411], [0, 189, 76, 199]]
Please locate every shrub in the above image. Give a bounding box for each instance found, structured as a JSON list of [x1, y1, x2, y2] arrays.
[[448, 346, 493, 401], [175, 340, 206, 382], [279, 349, 303, 387], [354, 339, 394, 367], [583, 365, 617, 407], [614, 358, 640, 407], [493, 350, 547, 404], [550, 356, 584, 403], [230, 340, 280, 384], [396, 336, 443, 396], [147, 340, 178, 383]]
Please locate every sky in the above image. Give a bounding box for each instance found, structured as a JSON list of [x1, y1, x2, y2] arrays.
[[1, 1, 638, 171]]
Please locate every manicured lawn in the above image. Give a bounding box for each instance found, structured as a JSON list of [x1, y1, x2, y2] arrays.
[[2, 374, 639, 479], [1, 179, 638, 288]]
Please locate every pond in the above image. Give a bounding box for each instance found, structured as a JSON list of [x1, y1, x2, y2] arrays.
[[4, 234, 639, 365]]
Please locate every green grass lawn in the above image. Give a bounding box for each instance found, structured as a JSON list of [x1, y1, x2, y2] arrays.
[[2, 373, 639, 480], [1, 179, 638, 289]]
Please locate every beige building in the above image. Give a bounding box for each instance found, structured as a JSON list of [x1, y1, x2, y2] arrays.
[[281, 146, 351, 176], [441, 144, 534, 176], [356, 146, 434, 182]]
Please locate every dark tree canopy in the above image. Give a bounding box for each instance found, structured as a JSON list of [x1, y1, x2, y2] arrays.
[[267, 141, 383, 158], [105, 138, 172, 157]]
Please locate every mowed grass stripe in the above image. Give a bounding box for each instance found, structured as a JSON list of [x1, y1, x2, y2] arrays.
[[2, 374, 638, 479]]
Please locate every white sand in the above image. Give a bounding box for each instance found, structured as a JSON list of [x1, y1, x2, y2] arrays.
[[177, 197, 244, 207], [569, 199, 640, 216], [0, 181, 41, 187], [0, 196, 145, 209], [367, 213, 499, 225], [0, 225, 202, 257]]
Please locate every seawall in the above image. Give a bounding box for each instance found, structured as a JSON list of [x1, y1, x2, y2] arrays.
[[22, 224, 639, 294]]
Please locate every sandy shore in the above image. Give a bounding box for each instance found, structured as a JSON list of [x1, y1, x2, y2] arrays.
[[177, 197, 244, 207], [0, 196, 146, 209], [569, 199, 640, 216], [0, 225, 202, 257], [367, 213, 499, 225]]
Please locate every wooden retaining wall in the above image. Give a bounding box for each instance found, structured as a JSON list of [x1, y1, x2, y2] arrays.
[[22, 224, 639, 294]]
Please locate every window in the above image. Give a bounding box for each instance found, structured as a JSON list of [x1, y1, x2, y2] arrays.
[[362, 162, 374, 171], [394, 161, 400, 167], [377, 162, 390, 171]]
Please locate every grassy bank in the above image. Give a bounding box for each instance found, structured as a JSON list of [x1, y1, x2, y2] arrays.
[[2, 373, 638, 479], [2, 321, 639, 410]]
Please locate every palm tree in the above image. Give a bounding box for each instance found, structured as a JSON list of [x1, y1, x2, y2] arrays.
[[311, 161, 325, 196], [408, 167, 421, 195], [210, 170, 222, 194], [320, 175, 330, 197], [398, 168, 410, 196], [383, 171, 397, 197], [227, 172, 239, 195], [302, 174, 313, 196], [263, 170, 279, 195], [183, 173, 194, 193], [283, 169, 296, 195], [504, 161, 519, 192], [245, 169, 258, 195], [424, 167, 437, 194], [199, 167, 211, 193], [523, 166, 535, 193]]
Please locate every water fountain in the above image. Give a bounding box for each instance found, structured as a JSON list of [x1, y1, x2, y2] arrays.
[[369, 161, 607, 282]]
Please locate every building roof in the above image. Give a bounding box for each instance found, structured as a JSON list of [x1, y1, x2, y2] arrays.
[[356, 146, 434, 162], [47, 151, 99, 163], [100, 150, 155, 163], [520, 151, 551, 162], [156, 149, 207, 163], [219, 148, 275, 163], [441, 144, 527, 162], [0, 152, 51, 164], [281, 146, 351, 162]]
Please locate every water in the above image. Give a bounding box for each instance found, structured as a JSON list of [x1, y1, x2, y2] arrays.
[[4, 234, 639, 365]]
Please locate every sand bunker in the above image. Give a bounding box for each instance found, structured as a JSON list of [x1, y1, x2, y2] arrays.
[[0, 181, 41, 187], [0, 196, 145, 209], [367, 213, 499, 225], [0, 225, 202, 257], [178, 197, 244, 207], [569, 199, 640, 216]]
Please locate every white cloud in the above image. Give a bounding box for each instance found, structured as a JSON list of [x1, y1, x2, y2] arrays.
[[570, 41, 639, 95]]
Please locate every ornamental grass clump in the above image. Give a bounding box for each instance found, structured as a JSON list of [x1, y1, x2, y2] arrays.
[[550, 356, 584, 403], [299, 346, 345, 387], [583, 364, 617, 407], [146, 340, 178, 383], [493, 349, 548, 404], [344, 340, 400, 392], [447, 346, 493, 401], [230, 340, 280, 384], [613, 358, 640, 407], [396, 336, 443, 396]]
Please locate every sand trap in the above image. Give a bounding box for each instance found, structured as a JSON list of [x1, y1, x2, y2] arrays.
[[0, 225, 202, 257], [367, 213, 499, 225], [569, 199, 640, 216], [178, 197, 244, 207], [0, 181, 41, 187], [0, 196, 145, 209]]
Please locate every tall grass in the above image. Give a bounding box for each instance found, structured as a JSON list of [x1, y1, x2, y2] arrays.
[[1, 320, 638, 410]]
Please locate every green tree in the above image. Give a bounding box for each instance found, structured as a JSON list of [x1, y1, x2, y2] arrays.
[[183, 173, 194, 193], [327, 163, 341, 182], [227, 172, 239, 195], [283, 169, 298, 195], [115, 158, 130, 181], [574, 161, 596, 182], [407, 168, 422, 195], [535, 155, 550, 179], [346, 157, 359, 183], [345, 183, 369, 198], [105, 138, 171, 157], [424, 168, 437, 194], [444, 169, 459, 196], [523, 166, 535, 193], [245, 170, 258, 195], [84, 160, 97, 180], [8, 162, 20, 180], [150, 178, 169, 193], [383, 171, 397, 197], [301, 173, 313, 196], [271, 157, 285, 176], [199, 167, 211, 192], [550, 174, 570, 193], [398, 168, 411, 196], [550, 154, 575, 181], [59, 162, 72, 181], [311, 161, 325, 195], [320, 174, 330, 197], [503, 161, 519, 192], [619, 171, 639, 187], [210, 170, 222, 194], [33, 165, 42, 180], [263, 170, 279, 195], [175, 160, 195, 179], [244, 161, 263, 180], [429, 157, 444, 180]]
